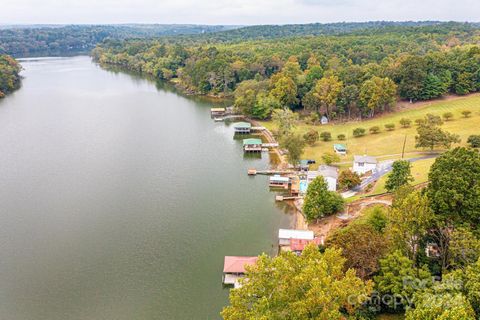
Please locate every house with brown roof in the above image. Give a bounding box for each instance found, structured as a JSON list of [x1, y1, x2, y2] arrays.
[[222, 256, 258, 288]]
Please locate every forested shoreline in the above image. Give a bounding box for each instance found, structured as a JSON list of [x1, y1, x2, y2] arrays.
[[93, 22, 480, 120], [0, 55, 21, 98]]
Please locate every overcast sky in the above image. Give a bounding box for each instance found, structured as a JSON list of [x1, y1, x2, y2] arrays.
[[1, 0, 478, 25]]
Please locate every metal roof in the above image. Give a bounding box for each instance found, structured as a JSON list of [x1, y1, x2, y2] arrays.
[[334, 144, 347, 151], [278, 229, 314, 240], [354, 155, 378, 164], [243, 138, 262, 146], [233, 122, 252, 129], [318, 165, 339, 179], [211, 107, 225, 112], [269, 175, 290, 183], [223, 256, 258, 273]]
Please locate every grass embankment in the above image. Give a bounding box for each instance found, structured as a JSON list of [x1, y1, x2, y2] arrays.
[[261, 94, 480, 164]]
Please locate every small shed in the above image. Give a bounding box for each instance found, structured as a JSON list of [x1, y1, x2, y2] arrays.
[[243, 138, 263, 152], [269, 175, 290, 188], [353, 155, 378, 175], [233, 122, 252, 134], [321, 116, 329, 125], [278, 229, 314, 246], [333, 144, 347, 155], [223, 256, 259, 288]]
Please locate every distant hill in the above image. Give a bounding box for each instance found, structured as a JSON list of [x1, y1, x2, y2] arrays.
[[0, 24, 241, 57]]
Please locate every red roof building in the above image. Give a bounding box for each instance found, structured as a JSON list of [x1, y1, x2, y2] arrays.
[[223, 256, 258, 274], [290, 237, 322, 252]]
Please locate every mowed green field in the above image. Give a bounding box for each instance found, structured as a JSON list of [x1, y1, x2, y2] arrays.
[[261, 94, 480, 164]]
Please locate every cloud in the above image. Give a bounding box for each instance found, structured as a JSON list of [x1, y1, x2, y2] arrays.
[[0, 0, 477, 25]]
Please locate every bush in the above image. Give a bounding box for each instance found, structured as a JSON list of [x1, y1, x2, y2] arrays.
[[462, 110, 472, 118], [303, 129, 319, 146], [369, 126, 381, 134], [442, 112, 454, 121], [322, 153, 341, 165], [467, 135, 480, 148], [353, 127, 366, 137], [337, 134, 346, 140], [399, 118, 412, 128], [384, 123, 395, 131], [415, 118, 426, 126], [319, 131, 332, 141]]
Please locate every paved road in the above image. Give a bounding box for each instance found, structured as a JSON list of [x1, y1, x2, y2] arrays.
[[352, 154, 439, 192]]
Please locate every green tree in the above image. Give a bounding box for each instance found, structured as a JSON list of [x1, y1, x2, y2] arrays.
[[221, 246, 373, 320], [251, 93, 280, 119], [338, 170, 361, 190], [322, 152, 340, 165], [467, 135, 480, 148], [448, 227, 480, 269], [319, 131, 332, 141], [303, 177, 344, 221], [406, 277, 476, 320], [369, 126, 381, 134], [385, 160, 414, 192], [385, 123, 396, 131], [375, 251, 432, 311], [359, 76, 397, 117], [443, 112, 454, 121], [427, 147, 480, 224], [310, 75, 343, 117], [462, 110, 472, 118], [269, 75, 298, 108], [399, 118, 412, 128], [415, 118, 460, 150], [303, 129, 319, 146], [281, 134, 305, 166], [272, 108, 298, 138], [353, 127, 366, 137], [387, 190, 434, 262], [337, 134, 346, 140]]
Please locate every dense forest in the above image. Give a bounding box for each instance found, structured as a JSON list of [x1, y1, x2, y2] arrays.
[[0, 54, 21, 98], [93, 22, 480, 119], [0, 24, 240, 57]]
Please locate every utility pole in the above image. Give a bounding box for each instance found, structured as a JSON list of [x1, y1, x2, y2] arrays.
[[401, 134, 407, 159]]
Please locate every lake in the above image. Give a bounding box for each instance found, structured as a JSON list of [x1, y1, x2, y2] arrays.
[[0, 56, 294, 320]]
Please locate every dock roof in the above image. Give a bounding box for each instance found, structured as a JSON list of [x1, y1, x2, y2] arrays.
[[243, 138, 262, 146], [211, 107, 225, 112], [223, 256, 258, 273], [233, 122, 252, 129], [278, 229, 314, 240], [269, 175, 290, 183], [354, 155, 377, 164]]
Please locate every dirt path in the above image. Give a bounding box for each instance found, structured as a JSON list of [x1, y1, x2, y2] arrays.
[[307, 195, 393, 240]]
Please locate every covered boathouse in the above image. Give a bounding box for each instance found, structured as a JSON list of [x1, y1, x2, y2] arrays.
[[233, 122, 252, 134], [243, 138, 263, 152], [222, 256, 258, 288]]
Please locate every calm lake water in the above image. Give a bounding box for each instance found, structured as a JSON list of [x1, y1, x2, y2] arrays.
[[0, 56, 293, 320]]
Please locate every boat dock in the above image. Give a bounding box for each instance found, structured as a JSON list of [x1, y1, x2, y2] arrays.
[[247, 169, 296, 175]]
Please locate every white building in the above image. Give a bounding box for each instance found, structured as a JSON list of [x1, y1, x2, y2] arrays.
[[306, 165, 338, 192], [278, 229, 314, 246], [353, 155, 378, 175], [321, 116, 329, 125]]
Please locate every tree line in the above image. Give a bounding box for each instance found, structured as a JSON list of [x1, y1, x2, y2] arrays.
[[93, 22, 480, 120], [0, 54, 21, 98]]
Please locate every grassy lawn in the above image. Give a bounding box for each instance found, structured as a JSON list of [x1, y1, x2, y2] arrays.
[[261, 94, 480, 165], [367, 157, 436, 196]]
